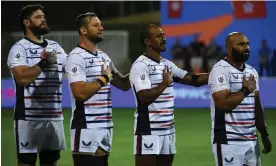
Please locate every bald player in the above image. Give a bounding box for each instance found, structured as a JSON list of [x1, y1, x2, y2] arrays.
[[129, 24, 209, 166], [208, 32, 272, 166]]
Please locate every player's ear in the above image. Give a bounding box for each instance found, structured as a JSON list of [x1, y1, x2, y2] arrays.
[[226, 45, 232, 52], [80, 27, 87, 35], [145, 39, 150, 46], [23, 19, 30, 27]]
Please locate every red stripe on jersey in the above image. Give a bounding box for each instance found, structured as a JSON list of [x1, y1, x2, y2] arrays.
[[96, 116, 112, 120], [226, 121, 254, 125], [24, 96, 60, 99], [151, 83, 159, 86], [159, 96, 174, 99], [149, 110, 173, 114], [84, 102, 111, 106], [239, 135, 257, 139], [160, 122, 175, 127]]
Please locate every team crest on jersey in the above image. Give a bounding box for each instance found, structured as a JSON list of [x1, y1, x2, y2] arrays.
[[72, 66, 78, 73], [151, 65, 156, 71], [140, 74, 145, 80], [216, 75, 226, 85], [70, 66, 80, 76], [218, 76, 224, 83]]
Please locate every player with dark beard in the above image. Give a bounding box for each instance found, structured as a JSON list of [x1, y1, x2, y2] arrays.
[[208, 32, 272, 166], [7, 4, 68, 166]]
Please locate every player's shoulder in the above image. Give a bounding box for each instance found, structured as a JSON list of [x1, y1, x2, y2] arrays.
[[211, 59, 231, 71], [11, 38, 30, 49], [244, 63, 258, 74], [97, 49, 111, 60], [132, 55, 150, 68], [67, 47, 87, 61]]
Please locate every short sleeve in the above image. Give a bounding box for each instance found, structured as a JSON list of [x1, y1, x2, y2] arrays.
[[7, 44, 28, 69], [130, 62, 151, 93], [253, 68, 259, 91], [208, 66, 230, 94], [169, 61, 187, 82], [65, 54, 86, 83]]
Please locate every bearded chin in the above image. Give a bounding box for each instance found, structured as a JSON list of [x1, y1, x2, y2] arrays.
[[232, 50, 249, 62], [30, 26, 50, 36], [87, 35, 103, 44]]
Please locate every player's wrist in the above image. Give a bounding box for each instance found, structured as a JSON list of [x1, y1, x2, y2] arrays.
[[97, 76, 108, 86], [37, 59, 48, 70], [102, 74, 110, 83], [240, 86, 250, 97], [96, 78, 105, 87]]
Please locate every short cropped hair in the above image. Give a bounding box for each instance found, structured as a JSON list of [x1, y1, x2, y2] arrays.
[[18, 4, 44, 33], [76, 12, 98, 35], [139, 25, 152, 47]]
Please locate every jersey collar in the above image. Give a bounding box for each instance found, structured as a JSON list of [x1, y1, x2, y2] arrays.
[[24, 37, 48, 48], [223, 58, 246, 72], [77, 44, 98, 56]]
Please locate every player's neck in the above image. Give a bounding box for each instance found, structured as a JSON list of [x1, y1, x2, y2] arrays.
[[226, 56, 243, 69], [80, 37, 97, 54], [25, 31, 44, 44], [145, 49, 161, 63]]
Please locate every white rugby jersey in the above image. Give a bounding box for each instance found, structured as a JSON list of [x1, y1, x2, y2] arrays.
[[65, 46, 118, 129], [7, 37, 67, 121], [208, 59, 259, 145], [130, 55, 187, 136]]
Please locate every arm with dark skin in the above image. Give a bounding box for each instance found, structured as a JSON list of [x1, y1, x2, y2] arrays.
[[254, 90, 272, 154], [212, 75, 256, 111], [178, 72, 209, 87], [111, 72, 131, 91]]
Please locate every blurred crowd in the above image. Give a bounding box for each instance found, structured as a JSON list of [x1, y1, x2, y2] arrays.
[[171, 34, 276, 77]]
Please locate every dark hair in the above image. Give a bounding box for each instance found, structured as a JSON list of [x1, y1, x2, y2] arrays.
[[18, 4, 44, 33], [139, 25, 152, 47], [76, 12, 98, 35]]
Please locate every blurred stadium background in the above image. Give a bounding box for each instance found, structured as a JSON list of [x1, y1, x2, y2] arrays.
[[1, 1, 276, 165]]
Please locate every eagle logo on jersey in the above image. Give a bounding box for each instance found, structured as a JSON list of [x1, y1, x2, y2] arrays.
[[89, 58, 94, 64], [140, 74, 145, 80], [232, 74, 238, 79], [29, 49, 38, 54]]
